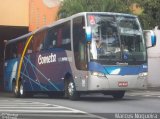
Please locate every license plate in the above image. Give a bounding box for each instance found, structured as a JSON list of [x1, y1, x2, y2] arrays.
[[118, 82, 128, 87]]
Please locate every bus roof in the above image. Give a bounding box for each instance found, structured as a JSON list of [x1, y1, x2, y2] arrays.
[[71, 12, 137, 18], [5, 26, 48, 45], [6, 12, 137, 45], [48, 12, 137, 27]]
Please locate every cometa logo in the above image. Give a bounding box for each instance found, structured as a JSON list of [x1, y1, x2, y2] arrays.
[[38, 53, 56, 65]]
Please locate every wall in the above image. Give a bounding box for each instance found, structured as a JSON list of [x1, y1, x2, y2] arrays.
[[29, 0, 61, 31], [0, 0, 29, 26], [146, 27, 160, 87]]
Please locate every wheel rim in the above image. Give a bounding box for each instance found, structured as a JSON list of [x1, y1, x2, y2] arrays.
[[68, 82, 74, 96], [20, 84, 23, 96]]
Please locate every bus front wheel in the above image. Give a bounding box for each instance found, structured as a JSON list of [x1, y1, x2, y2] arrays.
[[65, 80, 79, 100], [112, 91, 125, 99]]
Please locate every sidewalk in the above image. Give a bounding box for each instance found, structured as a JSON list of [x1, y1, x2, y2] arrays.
[[126, 90, 160, 98], [147, 87, 160, 91], [126, 87, 160, 98], [128, 87, 160, 93]]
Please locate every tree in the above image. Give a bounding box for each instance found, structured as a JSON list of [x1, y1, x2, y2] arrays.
[[58, 0, 128, 18], [123, 0, 160, 29], [58, 0, 160, 29], [140, 0, 160, 29]]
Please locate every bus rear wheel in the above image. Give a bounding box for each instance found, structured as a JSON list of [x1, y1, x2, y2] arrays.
[[65, 80, 79, 100], [19, 82, 25, 97], [112, 91, 125, 99], [12, 81, 20, 98], [13, 80, 29, 98], [19, 81, 33, 98]]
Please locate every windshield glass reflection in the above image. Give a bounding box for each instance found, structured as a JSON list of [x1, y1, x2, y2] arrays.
[[88, 14, 146, 64], [89, 15, 121, 60]]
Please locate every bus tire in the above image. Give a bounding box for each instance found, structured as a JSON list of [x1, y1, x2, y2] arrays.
[[12, 81, 20, 98], [66, 80, 79, 100], [19, 81, 27, 98], [112, 91, 125, 99]]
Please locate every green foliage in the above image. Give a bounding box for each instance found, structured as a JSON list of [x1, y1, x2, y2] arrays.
[[58, 0, 160, 29], [58, 0, 128, 18], [120, 0, 160, 29], [140, 0, 160, 29]]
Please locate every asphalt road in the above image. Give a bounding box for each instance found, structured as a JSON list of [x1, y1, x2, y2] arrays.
[[0, 90, 160, 119]]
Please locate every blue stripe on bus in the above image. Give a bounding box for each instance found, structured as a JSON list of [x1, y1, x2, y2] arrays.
[[89, 61, 147, 75], [4, 58, 19, 91], [22, 56, 61, 91]]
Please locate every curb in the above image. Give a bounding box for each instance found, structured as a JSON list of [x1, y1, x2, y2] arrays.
[[147, 87, 160, 91]]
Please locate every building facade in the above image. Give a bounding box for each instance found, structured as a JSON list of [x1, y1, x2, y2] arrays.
[[0, 0, 61, 90]]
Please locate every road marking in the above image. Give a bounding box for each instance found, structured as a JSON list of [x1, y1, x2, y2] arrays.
[[0, 110, 85, 113], [0, 106, 67, 109], [0, 100, 84, 113], [144, 95, 151, 97], [0, 99, 107, 119]]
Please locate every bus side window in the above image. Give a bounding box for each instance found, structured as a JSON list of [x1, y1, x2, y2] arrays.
[[17, 41, 25, 57], [32, 30, 47, 52], [61, 21, 71, 50], [5, 43, 18, 60], [5, 45, 12, 60], [44, 21, 71, 51], [43, 28, 57, 50], [73, 16, 87, 70], [27, 39, 33, 54], [12, 44, 18, 58], [38, 44, 43, 51]]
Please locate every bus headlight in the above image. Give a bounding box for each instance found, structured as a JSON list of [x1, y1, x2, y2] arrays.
[[91, 72, 105, 77], [138, 72, 148, 78]]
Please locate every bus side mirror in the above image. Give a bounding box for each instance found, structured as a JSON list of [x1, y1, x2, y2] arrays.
[[144, 30, 156, 48], [85, 26, 92, 43], [151, 33, 156, 47]]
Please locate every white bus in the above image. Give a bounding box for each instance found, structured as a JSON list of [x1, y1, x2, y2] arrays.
[[4, 12, 156, 100]]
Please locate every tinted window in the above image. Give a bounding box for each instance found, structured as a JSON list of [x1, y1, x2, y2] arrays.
[[5, 38, 27, 60], [32, 30, 47, 52], [43, 21, 71, 50], [73, 16, 87, 70]]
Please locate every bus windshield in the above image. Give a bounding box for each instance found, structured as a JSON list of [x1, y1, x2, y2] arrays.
[[88, 14, 146, 65]]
